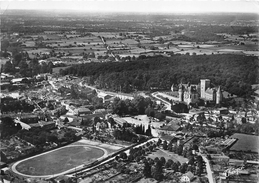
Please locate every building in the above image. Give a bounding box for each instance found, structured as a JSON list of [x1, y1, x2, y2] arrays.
[[158, 124, 181, 135], [178, 83, 199, 105], [200, 79, 222, 104], [75, 107, 92, 116], [170, 79, 223, 105], [181, 171, 195, 182]]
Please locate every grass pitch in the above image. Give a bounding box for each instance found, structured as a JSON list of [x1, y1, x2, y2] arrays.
[[15, 145, 104, 176]]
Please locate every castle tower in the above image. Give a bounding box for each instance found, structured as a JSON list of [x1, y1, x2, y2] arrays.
[[200, 79, 210, 99], [216, 86, 222, 104], [178, 83, 184, 102]]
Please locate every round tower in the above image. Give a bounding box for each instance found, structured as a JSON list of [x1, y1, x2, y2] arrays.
[[216, 86, 222, 104]]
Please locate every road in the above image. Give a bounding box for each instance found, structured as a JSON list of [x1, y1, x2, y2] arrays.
[[78, 82, 172, 112], [151, 92, 171, 110], [48, 80, 58, 90], [200, 154, 215, 183], [67, 138, 159, 178]]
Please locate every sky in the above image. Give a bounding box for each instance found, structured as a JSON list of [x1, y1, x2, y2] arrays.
[[1, 0, 259, 13]]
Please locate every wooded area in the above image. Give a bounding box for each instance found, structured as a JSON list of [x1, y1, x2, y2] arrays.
[[61, 54, 258, 97]]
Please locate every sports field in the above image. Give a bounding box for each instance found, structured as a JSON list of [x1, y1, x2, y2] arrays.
[[230, 133, 259, 153], [13, 145, 105, 176]]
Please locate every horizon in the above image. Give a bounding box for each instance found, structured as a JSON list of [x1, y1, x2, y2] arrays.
[[1, 0, 259, 14]]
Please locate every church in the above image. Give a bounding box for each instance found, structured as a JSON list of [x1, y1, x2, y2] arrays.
[[171, 79, 222, 105]]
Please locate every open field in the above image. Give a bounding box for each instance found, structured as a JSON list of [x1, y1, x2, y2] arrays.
[[147, 148, 188, 164], [18, 30, 258, 60], [230, 133, 259, 153]]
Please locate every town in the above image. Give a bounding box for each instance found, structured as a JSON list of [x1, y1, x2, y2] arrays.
[[1, 7, 259, 183]]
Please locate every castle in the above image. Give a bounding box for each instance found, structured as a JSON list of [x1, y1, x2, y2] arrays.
[[172, 79, 222, 105]]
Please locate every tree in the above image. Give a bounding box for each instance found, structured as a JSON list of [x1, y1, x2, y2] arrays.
[[177, 145, 183, 155], [171, 162, 179, 172], [128, 154, 134, 162], [149, 145, 154, 152], [48, 61, 53, 74], [165, 159, 173, 169], [180, 163, 188, 173], [143, 162, 152, 178], [19, 60, 29, 76], [162, 140, 168, 150], [160, 157, 166, 166], [13, 53, 23, 66], [3, 61, 14, 73], [188, 156, 195, 165], [145, 107, 155, 117], [112, 97, 127, 116], [63, 117, 69, 123], [154, 112, 166, 121], [115, 155, 120, 161], [157, 138, 162, 146], [154, 157, 160, 163], [120, 152, 127, 160], [152, 161, 163, 181], [145, 125, 152, 136]]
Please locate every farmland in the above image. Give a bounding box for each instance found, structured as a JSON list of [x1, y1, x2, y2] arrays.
[[14, 22, 259, 63]]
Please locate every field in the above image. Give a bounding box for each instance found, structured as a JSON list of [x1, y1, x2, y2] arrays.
[[19, 30, 259, 60], [147, 149, 188, 164], [230, 133, 259, 153], [13, 145, 104, 176], [12, 140, 124, 177]]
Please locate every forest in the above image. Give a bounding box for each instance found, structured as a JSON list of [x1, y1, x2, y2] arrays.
[[61, 54, 258, 98]]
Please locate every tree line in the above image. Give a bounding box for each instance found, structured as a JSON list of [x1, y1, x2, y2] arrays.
[[61, 54, 258, 98]]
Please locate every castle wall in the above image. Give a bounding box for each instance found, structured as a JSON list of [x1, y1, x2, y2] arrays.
[[205, 92, 214, 101]]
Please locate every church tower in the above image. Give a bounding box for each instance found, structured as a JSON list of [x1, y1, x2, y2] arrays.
[[216, 86, 222, 104]]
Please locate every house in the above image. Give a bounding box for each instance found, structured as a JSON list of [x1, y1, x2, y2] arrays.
[[96, 121, 108, 131], [29, 121, 56, 130], [54, 175, 72, 183], [157, 121, 181, 135], [1, 73, 14, 82], [113, 117, 128, 126], [116, 93, 134, 100], [20, 114, 39, 124], [181, 171, 195, 182], [214, 107, 229, 114], [75, 107, 91, 116], [11, 77, 31, 84], [94, 108, 106, 114], [160, 124, 181, 133]]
